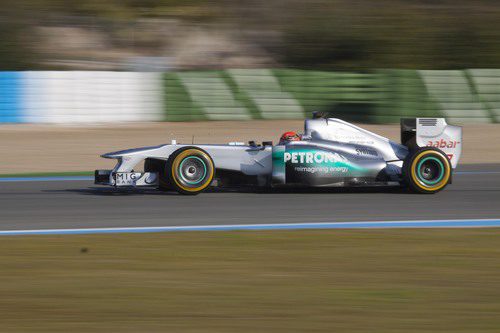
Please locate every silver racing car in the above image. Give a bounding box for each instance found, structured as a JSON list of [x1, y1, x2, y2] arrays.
[[95, 115, 462, 195]]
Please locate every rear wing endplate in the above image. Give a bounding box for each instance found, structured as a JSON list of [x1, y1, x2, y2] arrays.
[[401, 118, 462, 168]]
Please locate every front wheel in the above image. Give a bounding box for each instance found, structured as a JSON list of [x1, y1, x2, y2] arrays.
[[403, 147, 452, 194], [167, 147, 215, 195]]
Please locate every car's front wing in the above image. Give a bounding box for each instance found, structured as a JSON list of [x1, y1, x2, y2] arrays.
[[95, 170, 159, 187]]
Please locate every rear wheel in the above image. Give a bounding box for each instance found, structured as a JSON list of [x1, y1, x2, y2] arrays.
[[403, 147, 452, 194], [167, 147, 215, 195]]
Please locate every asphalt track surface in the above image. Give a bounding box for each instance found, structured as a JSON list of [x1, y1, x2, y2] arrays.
[[0, 164, 499, 231]]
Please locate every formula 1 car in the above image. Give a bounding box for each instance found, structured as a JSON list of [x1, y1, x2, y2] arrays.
[[95, 115, 462, 195]]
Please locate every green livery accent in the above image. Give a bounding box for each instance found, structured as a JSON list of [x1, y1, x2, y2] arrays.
[[272, 146, 285, 168], [272, 145, 372, 186], [283, 148, 367, 172], [271, 146, 286, 185]]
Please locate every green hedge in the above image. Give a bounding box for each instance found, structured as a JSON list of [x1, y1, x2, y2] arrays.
[[162, 69, 500, 123]]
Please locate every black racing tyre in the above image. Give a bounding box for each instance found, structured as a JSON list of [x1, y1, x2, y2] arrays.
[[166, 147, 215, 195], [403, 147, 452, 194], [144, 158, 171, 191]]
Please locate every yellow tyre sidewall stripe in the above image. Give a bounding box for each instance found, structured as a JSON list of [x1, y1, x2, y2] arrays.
[[410, 151, 450, 192], [171, 149, 214, 192]]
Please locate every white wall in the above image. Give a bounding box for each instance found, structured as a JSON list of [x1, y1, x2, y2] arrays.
[[21, 71, 164, 123]]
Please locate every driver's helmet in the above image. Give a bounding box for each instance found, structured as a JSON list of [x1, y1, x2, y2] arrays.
[[279, 131, 301, 145]]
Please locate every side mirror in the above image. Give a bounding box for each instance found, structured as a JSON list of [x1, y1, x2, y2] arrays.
[[312, 111, 326, 119]]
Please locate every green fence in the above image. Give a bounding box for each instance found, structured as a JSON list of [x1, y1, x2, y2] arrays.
[[163, 69, 500, 123]]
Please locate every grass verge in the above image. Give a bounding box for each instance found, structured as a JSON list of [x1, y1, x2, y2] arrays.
[[1, 229, 500, 332]]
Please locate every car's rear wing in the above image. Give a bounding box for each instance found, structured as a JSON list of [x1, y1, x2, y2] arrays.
[[401, 118, 462, 168]]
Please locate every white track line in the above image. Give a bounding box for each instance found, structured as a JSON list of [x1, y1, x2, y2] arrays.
[[1, 219, 500, 236]]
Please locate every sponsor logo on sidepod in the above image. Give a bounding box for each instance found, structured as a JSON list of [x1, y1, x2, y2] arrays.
[[284, 151, 345, 164]]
